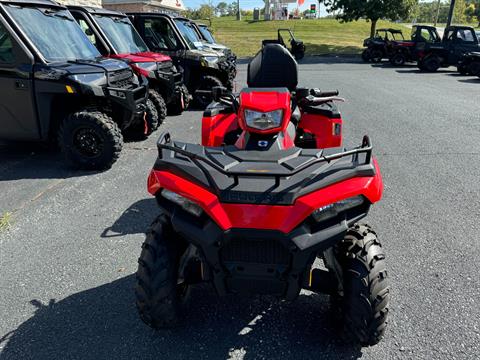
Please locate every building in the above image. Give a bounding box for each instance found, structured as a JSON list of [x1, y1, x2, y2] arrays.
[[102, 0, 186, 14], [57, 0, 102, 7]]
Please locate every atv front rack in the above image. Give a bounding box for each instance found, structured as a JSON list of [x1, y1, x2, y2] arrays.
[[156, 132, 373, 191]]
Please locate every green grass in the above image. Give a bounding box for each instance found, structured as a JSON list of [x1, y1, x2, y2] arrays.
[[0, 211, 12, 232], [206, 16, 410, 57]]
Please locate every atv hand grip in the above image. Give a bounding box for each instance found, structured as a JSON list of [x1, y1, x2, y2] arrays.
[[310, 89, 339, 97]]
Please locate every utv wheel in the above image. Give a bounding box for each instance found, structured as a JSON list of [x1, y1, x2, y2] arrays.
[[469, 60, 480, 77], [149, 89, 167, 126], [125, 99, 158, 140], [168, 84, 191, 115], [58, 111, 122, 170], [135, 214, 189, 329], [145, 99, 159, 135], [194, 75, 223, 108], [335, 224, 390, 346], [457, 64, 468, 75], [361, 49, 370, 62], [370, 50, 383, 63], [390, 53, 406, 66], [294, 51, 305, 61], [422, 56, 441, 72]]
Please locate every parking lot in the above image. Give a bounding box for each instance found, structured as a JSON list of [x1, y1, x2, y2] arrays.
[[1, 58, 479, 360]]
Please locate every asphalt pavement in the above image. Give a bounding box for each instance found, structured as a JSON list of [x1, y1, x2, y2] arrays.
[[1, 58, 479, 360]]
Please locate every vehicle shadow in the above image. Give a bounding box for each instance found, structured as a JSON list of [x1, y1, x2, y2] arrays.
[[395, 69, 453, 74], [457, 78, 480, 83], [101, 198, 158, 238], [0, 142, 92, 181], [0, 275, 363, 360]]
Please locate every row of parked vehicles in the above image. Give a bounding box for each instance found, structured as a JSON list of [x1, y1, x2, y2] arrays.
[[362, 24, 480, 76], [0, 0, 237, 170]]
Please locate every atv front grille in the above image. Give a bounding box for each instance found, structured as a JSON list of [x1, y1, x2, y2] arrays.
[[221, 238, 290, 265], [108, 68, 134, 89]]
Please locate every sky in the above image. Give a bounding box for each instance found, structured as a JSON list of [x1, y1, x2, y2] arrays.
[[183, 0, 328, 14]]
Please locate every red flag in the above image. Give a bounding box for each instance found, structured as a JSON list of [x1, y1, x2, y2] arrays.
[[298, 0, 305, 5]]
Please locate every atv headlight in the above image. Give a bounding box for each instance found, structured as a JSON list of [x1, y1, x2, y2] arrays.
[[68, 73, 106, 86], [200, 56, 219, 67], [133, 62, 157, 71], [244, 109, 283, 130], [312, 196, 364, 222], [161, 189, 203, 217]]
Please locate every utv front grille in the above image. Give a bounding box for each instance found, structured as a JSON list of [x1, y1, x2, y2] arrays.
[[157, 61, 173, 70], [108, 68, 134, 89], [221, 238, 290, 265]]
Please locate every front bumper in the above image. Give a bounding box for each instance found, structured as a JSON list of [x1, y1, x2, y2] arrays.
[[158, 196, 369, 300], [105, 76, 148, 129], [153, 64, 183, 104]]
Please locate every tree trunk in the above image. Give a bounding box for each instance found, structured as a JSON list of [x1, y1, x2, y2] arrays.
[[370, 19, 378, 38]]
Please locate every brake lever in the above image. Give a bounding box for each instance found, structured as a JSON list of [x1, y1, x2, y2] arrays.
[[300, 95, 346, 106]]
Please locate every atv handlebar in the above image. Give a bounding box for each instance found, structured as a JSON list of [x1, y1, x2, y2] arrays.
[[310, 88, 339, 97]]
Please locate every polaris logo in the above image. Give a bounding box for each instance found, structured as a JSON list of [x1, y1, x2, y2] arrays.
[[221, 191, 290, 204], [258, 140, 269, 147]]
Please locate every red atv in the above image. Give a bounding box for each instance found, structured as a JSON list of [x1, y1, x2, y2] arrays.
[[137, 44, 389, 345]]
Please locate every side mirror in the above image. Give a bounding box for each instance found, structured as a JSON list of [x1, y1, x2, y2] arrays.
[[212, 86, 227, 101]]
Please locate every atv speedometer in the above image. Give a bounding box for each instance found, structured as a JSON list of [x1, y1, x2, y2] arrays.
[[244, 109, 283, 131]]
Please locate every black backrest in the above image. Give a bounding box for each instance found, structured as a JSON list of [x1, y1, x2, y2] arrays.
[[247, 44, 298, 91]]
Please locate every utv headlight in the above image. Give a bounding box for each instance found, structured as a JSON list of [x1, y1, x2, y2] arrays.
[[68, 73, 106, 86], [133, 62, 157, 71], [200, 56, 219, 67], [244, 109, 283, 130], [312, 196, 364, 222], [161, 189, 203, 217]]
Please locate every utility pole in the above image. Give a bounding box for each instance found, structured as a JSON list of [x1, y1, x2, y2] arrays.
[[446, 0, 456, 27], [433, 0, 441, 27], [237, 0, 241, 20]]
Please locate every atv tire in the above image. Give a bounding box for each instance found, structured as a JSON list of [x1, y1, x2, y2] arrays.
[[422, 56, 441, 72], [361, 49, 370, 62], [335, 224, 390, 346], [149, 89, 167, 127], [168, 84, 191, 115], [194, 75, 223, 108], [390, 53, 406, 66], [135, 214, 189, 329], [58, 111, 122, 170]]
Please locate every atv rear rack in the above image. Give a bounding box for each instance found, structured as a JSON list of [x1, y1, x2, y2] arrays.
[[156, 132, 373, 190]]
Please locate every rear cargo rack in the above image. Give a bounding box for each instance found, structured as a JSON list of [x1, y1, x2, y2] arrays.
[[156, 132, 373, 190]]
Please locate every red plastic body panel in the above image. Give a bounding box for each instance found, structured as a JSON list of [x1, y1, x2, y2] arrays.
[[109, 52, 172, 77], [202, 113, 239, 146], [238, 90, 292, 135], [298, 113, 343, 148], [147, 159, 383, 234]]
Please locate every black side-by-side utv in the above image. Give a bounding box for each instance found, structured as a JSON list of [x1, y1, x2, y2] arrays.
[[457, 52, 480, 76], [361, 28, 404, 63], [0, 0, 149, 169], [262, 29, 305, 60]]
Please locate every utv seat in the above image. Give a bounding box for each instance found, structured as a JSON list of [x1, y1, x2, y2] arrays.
[[247, 44, 298, 91]]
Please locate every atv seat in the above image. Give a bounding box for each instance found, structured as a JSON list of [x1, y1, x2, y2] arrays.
[[247, 44, 298, 91]]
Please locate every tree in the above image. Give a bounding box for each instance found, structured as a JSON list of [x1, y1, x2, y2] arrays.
[[453, 0, 467, 23], [216, 2, 228, 16], [323, 0, 418, 38]]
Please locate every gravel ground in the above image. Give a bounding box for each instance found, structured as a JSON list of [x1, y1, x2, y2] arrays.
[[0, 58, 479, 360]]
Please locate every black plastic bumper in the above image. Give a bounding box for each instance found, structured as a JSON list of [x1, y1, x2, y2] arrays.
[[106, 78, 148, 129], [153, 67, 183, 104], [159, 197, 368, 300]]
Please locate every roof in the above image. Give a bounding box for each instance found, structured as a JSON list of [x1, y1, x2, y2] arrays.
[[0, 0, 64, 8], [126, 12, 173, 19], [67, 5, 126, 17], [376, 28, 403, 33]]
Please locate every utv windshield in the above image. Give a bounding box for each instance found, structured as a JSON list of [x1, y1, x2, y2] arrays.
[[199, 26, 215, 44], [174, 19, 203, 49], [5, 5, 100, 62], [93, 15, 148, 54]]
